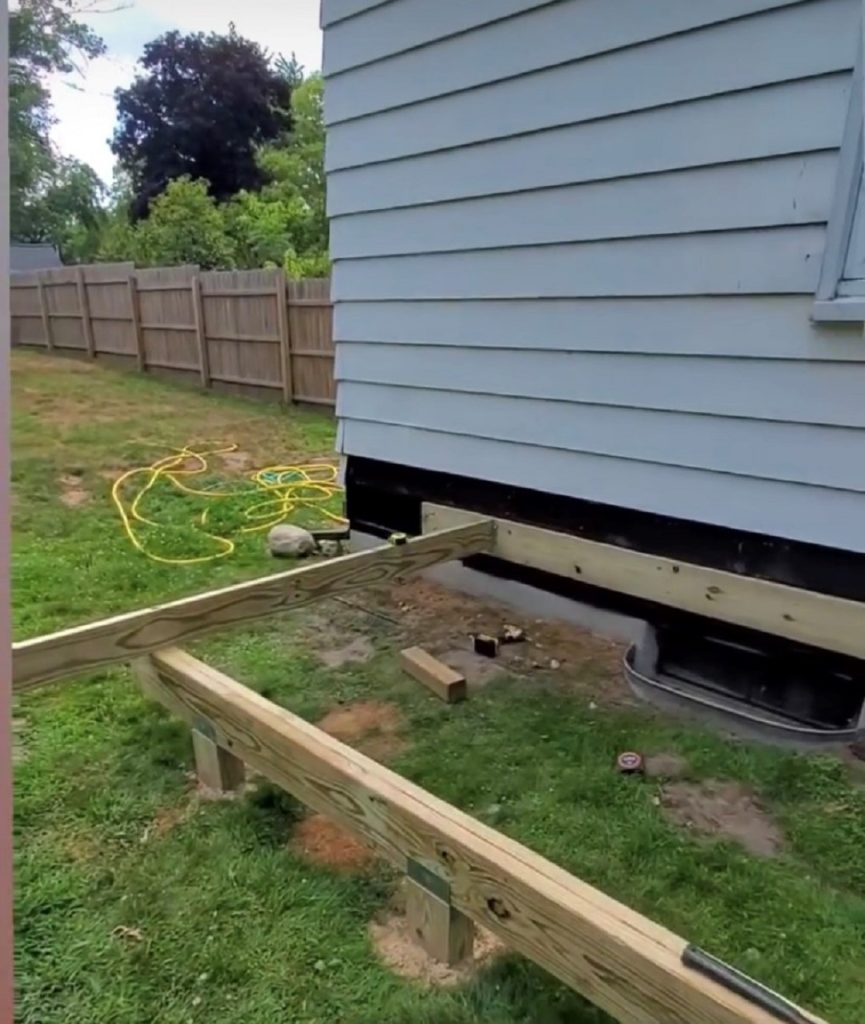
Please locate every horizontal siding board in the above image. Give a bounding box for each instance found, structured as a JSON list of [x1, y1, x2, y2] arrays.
[[323, 0, 553, 75], [336, 344, 865, 428], [330, 154, 837, 257], [327, 75, 849, 215], [321, 0, 393, 28], [340, 419, 865, 552], [325, 0, 857, 169], [331, 227, 824, 300], [338, 382, 865, 492], [325, 0, 805, 123], [333, 297, 865, 360]]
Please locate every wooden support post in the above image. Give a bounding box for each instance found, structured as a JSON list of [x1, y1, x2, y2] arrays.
[[12, 520, 495, 692], [405, 871, 474, 965], [37, 279, 53, 350], [275, 271, 293, 404], [191, 729, 245, 793], [127, 275, 145, 372], [76, 267, 96, 358], [190, 276, 210, 388], [134, 647, 825, 1024]]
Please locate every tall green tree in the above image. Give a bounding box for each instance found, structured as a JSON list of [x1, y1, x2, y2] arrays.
[[112, 28, 292, 220], [127, 177, 236, 269], [9, 0, 105, 245], [257, 74, 327, 256]]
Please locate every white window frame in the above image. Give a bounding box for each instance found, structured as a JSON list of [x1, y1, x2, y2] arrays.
[[813, 28, 865, 322]]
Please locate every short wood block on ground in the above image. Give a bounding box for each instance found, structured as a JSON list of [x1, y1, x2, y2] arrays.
[[192, 730, 245, 793], [405, 877, 475, 965], [400, 646, 467, 703]]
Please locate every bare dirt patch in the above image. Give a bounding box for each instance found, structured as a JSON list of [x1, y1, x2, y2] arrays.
[[317, 700, 408, 762], [370, 909, 504, 986], [291, 814, 378, 873], [317, 636, 375, 669], [218, 448, 254, 473], [660, 780, 784, 857], [437, 647, 507, 689], [364, 577, 630, 704], [59, 473, 90, 507], [141, 801, 197, 842], [644, 753, 689, 779]]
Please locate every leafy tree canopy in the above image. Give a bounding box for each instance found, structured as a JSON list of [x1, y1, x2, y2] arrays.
[[111, 27, 292, 220], [9, 0, 106, 251], [258, 73, 327, 255]]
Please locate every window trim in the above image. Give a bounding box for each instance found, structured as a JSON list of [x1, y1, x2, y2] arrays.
[[812, 37, 865, 322]]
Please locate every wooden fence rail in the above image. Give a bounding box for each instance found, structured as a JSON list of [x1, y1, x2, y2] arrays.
[[10, 263, 335, 407]]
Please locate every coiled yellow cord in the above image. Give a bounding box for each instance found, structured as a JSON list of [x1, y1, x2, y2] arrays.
[[111, 442, 346, 565]]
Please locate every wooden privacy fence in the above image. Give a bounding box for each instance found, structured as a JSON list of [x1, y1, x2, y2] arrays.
[[10, 263, 335, 407]]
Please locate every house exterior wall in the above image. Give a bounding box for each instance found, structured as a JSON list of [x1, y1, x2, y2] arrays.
[[323, 0, 865, 553]]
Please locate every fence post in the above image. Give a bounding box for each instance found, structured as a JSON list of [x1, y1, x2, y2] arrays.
[[37, 278, 53, 351], [76, 267, 96, 359], [190, 275, 210, 388], [275, 271, 293, 404], [127, 275, 145, 372]]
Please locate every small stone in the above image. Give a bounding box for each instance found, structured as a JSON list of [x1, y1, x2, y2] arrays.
[[267, 524, 315, 558], [318, 539, 342, 557], [588, 701, 597, 711], [500, 624, 526, 643], [549, 659, 561, 670]]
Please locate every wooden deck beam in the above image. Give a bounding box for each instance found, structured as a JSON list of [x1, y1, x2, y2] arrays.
[[12, 521, 494, 692], [134, 647, 822, 1024], [424, 503, 865, 661]]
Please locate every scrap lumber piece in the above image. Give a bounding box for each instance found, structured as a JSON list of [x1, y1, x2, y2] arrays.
[[423, 503, 865, 662], [12, 520, 494, 692], [135, 647, 825, 1024], [400, 646, 467, 703]]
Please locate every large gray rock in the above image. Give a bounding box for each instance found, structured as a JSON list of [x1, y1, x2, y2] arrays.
[[267, 523, 315, 558]]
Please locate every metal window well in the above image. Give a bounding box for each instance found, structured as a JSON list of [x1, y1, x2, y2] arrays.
[[624, 624, 865, 749]]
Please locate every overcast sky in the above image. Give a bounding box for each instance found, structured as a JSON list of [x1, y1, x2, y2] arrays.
[[49, 0, 323, 185]]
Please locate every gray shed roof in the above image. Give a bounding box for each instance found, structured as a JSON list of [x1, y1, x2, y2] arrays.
[[10, 242, 62, 272]]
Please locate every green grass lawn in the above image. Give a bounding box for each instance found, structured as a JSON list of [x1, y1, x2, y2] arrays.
[[12, 350, 865, 1024]]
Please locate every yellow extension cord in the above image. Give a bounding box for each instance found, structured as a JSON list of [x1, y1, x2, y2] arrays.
[[111, 442, 346, 565]]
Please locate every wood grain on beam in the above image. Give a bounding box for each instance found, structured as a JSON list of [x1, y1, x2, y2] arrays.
[[12, 522, 494, 692], [135, 647, 822, 1024], [424, 504, 865, 661]]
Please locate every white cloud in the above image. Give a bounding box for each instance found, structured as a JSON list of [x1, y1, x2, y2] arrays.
[[49, 0, 323, 185]]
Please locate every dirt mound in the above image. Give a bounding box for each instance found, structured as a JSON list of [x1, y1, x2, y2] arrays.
[[59, 473, 89, 507], [661, 780, 784, 857], [317, 700, 408, 762], [369, 911, 503, 986], [291, 814, 377, 872]]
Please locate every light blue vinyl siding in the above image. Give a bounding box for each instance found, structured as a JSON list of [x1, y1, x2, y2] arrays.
[[322, 0, 865, 552]]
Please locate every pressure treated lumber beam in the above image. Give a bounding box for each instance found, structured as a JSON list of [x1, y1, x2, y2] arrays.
[[134, 647, 823, 1024], [423, 503, 865, 662], [12, 521, 494, 692]]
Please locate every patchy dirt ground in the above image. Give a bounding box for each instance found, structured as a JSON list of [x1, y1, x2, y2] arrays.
[[59, 473, 90, 507], [370, 908, 504, 987], [317, 700, 409, 762], [291, 814, 378, 873], [660, 780, 785, 858]]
